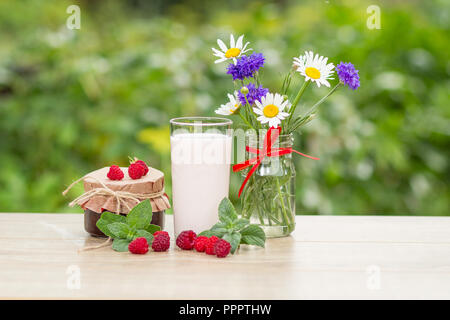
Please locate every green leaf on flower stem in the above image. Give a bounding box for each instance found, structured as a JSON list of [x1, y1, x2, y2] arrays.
[[218, 197, 238, 222], [107, 222, 131, 239], [96, 212, 127, 238], [126, 200, 153, 229], [112, 238, 131, 252], [134, 229, 154, 245], [240, 224, 266, 248], [144, 224, 161, 235], [223, 231, 242, 254]]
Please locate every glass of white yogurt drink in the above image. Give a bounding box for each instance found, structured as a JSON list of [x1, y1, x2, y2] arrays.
[[170, 117, 233, 236]]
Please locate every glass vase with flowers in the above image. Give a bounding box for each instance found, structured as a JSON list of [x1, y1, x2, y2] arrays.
[[212, 34, 360, 237]]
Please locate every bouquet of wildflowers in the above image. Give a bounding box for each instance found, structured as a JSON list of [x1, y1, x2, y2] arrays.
[[213, 34, 360, 133], [212, 34, 360, 236]]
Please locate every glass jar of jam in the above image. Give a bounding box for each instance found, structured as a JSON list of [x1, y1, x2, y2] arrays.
[[63, 166, 171, 237]]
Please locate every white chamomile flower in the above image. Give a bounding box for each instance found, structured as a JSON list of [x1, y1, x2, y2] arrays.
[[253, 93, 291, 128], [215, 91, 241, 115], [293, 51, 335, 87], [212, 34, 252, 64]]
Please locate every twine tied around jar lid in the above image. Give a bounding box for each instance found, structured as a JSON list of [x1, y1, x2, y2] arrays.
[[62, 174, 166, 215]]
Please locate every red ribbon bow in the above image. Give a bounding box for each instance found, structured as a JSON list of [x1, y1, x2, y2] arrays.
[[232, 126, 319, 197]]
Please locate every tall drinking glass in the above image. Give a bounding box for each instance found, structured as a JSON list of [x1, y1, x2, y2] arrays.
[[170, 117, 233, 236]]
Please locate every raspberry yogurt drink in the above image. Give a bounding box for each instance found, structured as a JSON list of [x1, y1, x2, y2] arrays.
[[170, 117, 232, 236]]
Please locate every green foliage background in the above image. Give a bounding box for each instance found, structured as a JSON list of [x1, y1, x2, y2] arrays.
[[0, 0, 448, 215]]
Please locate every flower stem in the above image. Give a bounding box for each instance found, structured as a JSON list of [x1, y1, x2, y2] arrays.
[[275, 177, 290, 228], [288, 82, 342, 133], [281, 70, 294, 95], [288, 80, 310, 119], [244, 95, 260, 130], [254, 71, 261, 86], [302, 82, 342, 119], [237, 110, 255, 130], [252, 178, 266, 225]]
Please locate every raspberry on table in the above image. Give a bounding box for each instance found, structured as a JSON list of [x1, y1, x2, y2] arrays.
[[152, 233, 170, 252], [107, 165, 124, 181], [153, 231, 169, 238], [128, 162, 146, 180], [214, 239, 231, 258], [176, 230, 197, 250], [193, 236, 209, 252], [128, 237, 149, 254], [205, 236, 220, 255]]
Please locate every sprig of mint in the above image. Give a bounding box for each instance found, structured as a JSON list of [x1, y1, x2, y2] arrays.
[[198, 198, 266, 254], [96, 200, 160, 252]]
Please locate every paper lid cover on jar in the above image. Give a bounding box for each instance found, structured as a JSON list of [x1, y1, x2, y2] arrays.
[[80, 167, 171, 214]]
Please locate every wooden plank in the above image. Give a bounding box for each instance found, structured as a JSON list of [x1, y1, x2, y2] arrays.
[[0, 213, 449, 299], [1, 213, 450, 243]]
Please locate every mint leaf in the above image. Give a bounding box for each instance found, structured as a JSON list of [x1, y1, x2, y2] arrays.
[[144, 224, 161, 235], [211, 221, 228, 229], [96, 212, 127, 238], [210, 221, 229, 237], [112, 238, 131, 252], [232, 218, 250, 231], [210, 227, 228, 237], [198, 230, 214, 237], [107, 222, 130, 239], [240, 224, 266, 248], [218, 197, 237, 222], [134, 230, 154, 244], [220, 215, 234, 228], [199, 197, 266, 253], [199, 221, 230, 238], [126, 200, 153, 229], [198, 228, 227, 238], [223, 231, 241, 254]]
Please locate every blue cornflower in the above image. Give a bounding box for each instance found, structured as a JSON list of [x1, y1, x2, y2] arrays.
[[336, 62, 360, 90], [238, 83, 269, 105], [227, 53, 265, 81]]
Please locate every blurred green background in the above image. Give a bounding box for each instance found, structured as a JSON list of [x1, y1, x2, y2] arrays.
[[0, 0, 448, 215]]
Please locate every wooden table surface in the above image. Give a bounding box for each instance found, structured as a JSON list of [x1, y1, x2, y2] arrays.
[[0, 213, 449, 299]]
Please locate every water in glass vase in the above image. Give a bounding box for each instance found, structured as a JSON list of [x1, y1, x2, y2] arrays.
[[241, 133, 296, 238]]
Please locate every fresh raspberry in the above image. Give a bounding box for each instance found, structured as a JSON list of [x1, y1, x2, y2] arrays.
[[152, 233, 170, 252], [107, 165, 124, 181], [193, 236, 209, 252], [130, 158, 149, 176], [128, 162, 146, 180], [128, 237, 148, 254], [205, 236, 220, 255], [215, 239, 231, 258], [176, 230, 197, 250], [153, 231, 169, 238], [135, 160, 149, 175]]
